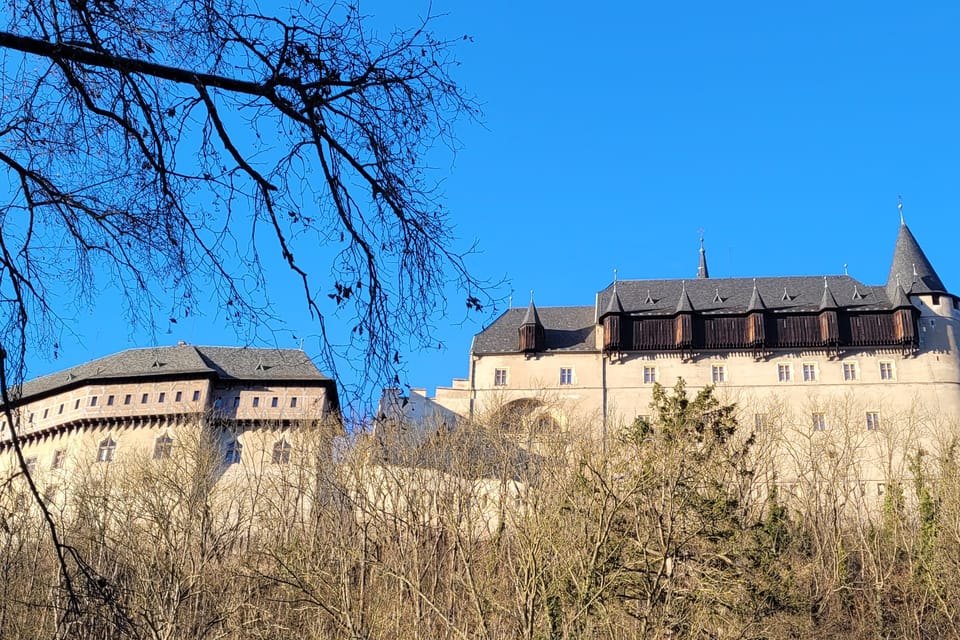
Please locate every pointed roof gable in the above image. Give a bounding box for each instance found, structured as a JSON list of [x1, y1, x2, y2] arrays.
[[676, 282, 695, 313], [887, 222, 947, 297], [889, 278, 913, 309], [747, 280, 766, 312], [602, 283, 624, 317], [520, 299, 542, 327], [819, 277, 840, 311]]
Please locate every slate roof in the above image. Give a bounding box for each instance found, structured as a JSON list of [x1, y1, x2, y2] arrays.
[[598, 275, 892, 317], [15, 345, 331, 403], [887, 222, 947, 297], [472, 306, 597, 355]]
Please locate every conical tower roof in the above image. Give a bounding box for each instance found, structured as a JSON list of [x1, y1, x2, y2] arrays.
[[887, 222, 946, 298], [520, 298, 542, 327], [819, 277, 840, 311], [676, 282, 695, 313], [746, 279, 766, 312], [602, 283, 624, 317]]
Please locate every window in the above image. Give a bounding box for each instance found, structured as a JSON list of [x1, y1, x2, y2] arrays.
[[494, 368, 508, 386], [124, 394, 132, 405], [754, 414, 767, 431], [192, 390, 201, 402], [879, 361, 895, 381], [89, 396, 98, 407], [158, 392, 166, 403], [802, 363, 817, 382], [73, 399, 80, 410], [271, 396, 279, 408], [141, 393, 149, 404], [58, 404, 64, 415], [878, 483, 886, 497], [232, 396, 240, 408], [97, 438, 116, 463], [777, 364, 791, 383], [272, 439, 291, 464], [932, 294, 941, 306], [560, 367, 573, 385], [42, 408, 48, 419], [28, 413, 33, 423], [843, 362, 858, 381], [290, 397, 298, 408], [252, 396, 260, 408], [51, 450, 65, 470], [174, 390, 182, 402], [711, 365, 726, 384], [25, 457, 37, 474], [812, 412, 826, 431], [153, 434, 174, 460], [225, 440, 242, 465], [107, 395, 114, 406], [643, 366, 657, 384], [866, 412, 880, 431]]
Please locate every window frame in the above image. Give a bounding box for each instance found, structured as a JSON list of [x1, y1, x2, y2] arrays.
[[153, 434, 174, 460], [879, 361, 895, 381], [711, 365, 726, 384], [802, 362, 817, 383], [777, 363, 792, 383], [866, 411, 880, 431], [272, 439, 292, 464], [493, 368, 508, 387], [843, 362, 859, 381], [812, 412, 826, 431], [643, 366, 657, 385], [51, 449, 66, 470], [225, 440, 242, 465], [97, 438, 117, 463], [559, 367, 574, 386]]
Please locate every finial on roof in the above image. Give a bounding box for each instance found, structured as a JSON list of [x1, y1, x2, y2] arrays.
[[508, 294, 513, 308], [898, 194, 905, 225], [713, 287, 724, 303], [843, 263, 848, 276], [530, 289, 534, 304], [852, 284, 863, 300], [644, 288, 654, 304], [613, 268, 618, 283], [913, 263, 918, 277], [697, 230, 709, 279], [824, 276, 828, 289]]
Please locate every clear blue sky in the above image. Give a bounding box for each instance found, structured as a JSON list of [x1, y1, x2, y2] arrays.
[[29, 0, 960, 409]]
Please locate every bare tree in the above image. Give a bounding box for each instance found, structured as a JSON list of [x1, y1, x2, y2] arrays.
[[0, 0, 488, 396]]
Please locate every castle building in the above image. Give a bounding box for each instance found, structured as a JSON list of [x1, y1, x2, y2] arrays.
[[397, 219, 960, 489], [0, 344, 339, 497]]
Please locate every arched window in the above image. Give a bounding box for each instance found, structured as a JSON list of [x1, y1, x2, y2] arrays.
[[272, 439, 291, 464], [97, 438, 116, 463], [225, 440, 242, 465], [153, 434, 174, 460]]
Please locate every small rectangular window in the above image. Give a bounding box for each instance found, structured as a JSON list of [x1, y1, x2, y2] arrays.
[[25, 457, 37, 474], [866, 411, 880, 431], [778, 364, 791, 383], [124, 394, 132, 405], [290, 397, 298, 408], [43, 409, 49, 419], [73, 399, 80, 410], [252, 396, 260, 408], [175, 391, 183, 402], [192, 390, 201, 402], [711, 365, 725, 384], [271, 396, 278, 408], [51, 450, 65, 470], [560, 367, 573, 385], [812, 412, 826, 431], [107, 395, 114, 406], [802, 363, 817, 382], [878, 483, 886, 496], [843, 362, 858, 381], [58, 404, 64, 415], [643, 366, 657, 384], [932, 294, 941, 305], [232, 396, 240, 408], [89, 396, 98, 407], [494, 368, 508, 386], [28, 413, 33, 423], [141, 393, 149, 404], [754, 414, 767, 431], [879, 362, 895, 381], [158, 392, 166, 403]]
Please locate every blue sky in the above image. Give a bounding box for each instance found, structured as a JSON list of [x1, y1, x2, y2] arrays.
[[28, 1, 960, 407]]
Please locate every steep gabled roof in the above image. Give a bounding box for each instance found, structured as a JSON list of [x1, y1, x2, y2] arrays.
[[473, 307, 596, 354], [819, 278, 840, 311], [520, 299, 542, 327], [887, 222, 947, 297]]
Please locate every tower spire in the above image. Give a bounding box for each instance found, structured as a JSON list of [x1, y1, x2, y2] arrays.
[[697, 230, 709, 279], [886, 218, 946, 299]]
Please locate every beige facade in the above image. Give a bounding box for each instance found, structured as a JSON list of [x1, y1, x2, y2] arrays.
[[0, 345, 340, 504], [387, 222, 960, 494]]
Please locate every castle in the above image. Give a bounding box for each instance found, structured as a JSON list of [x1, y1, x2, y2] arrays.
[[383, 218, 960, 493], [0, 344, 340, 501]]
